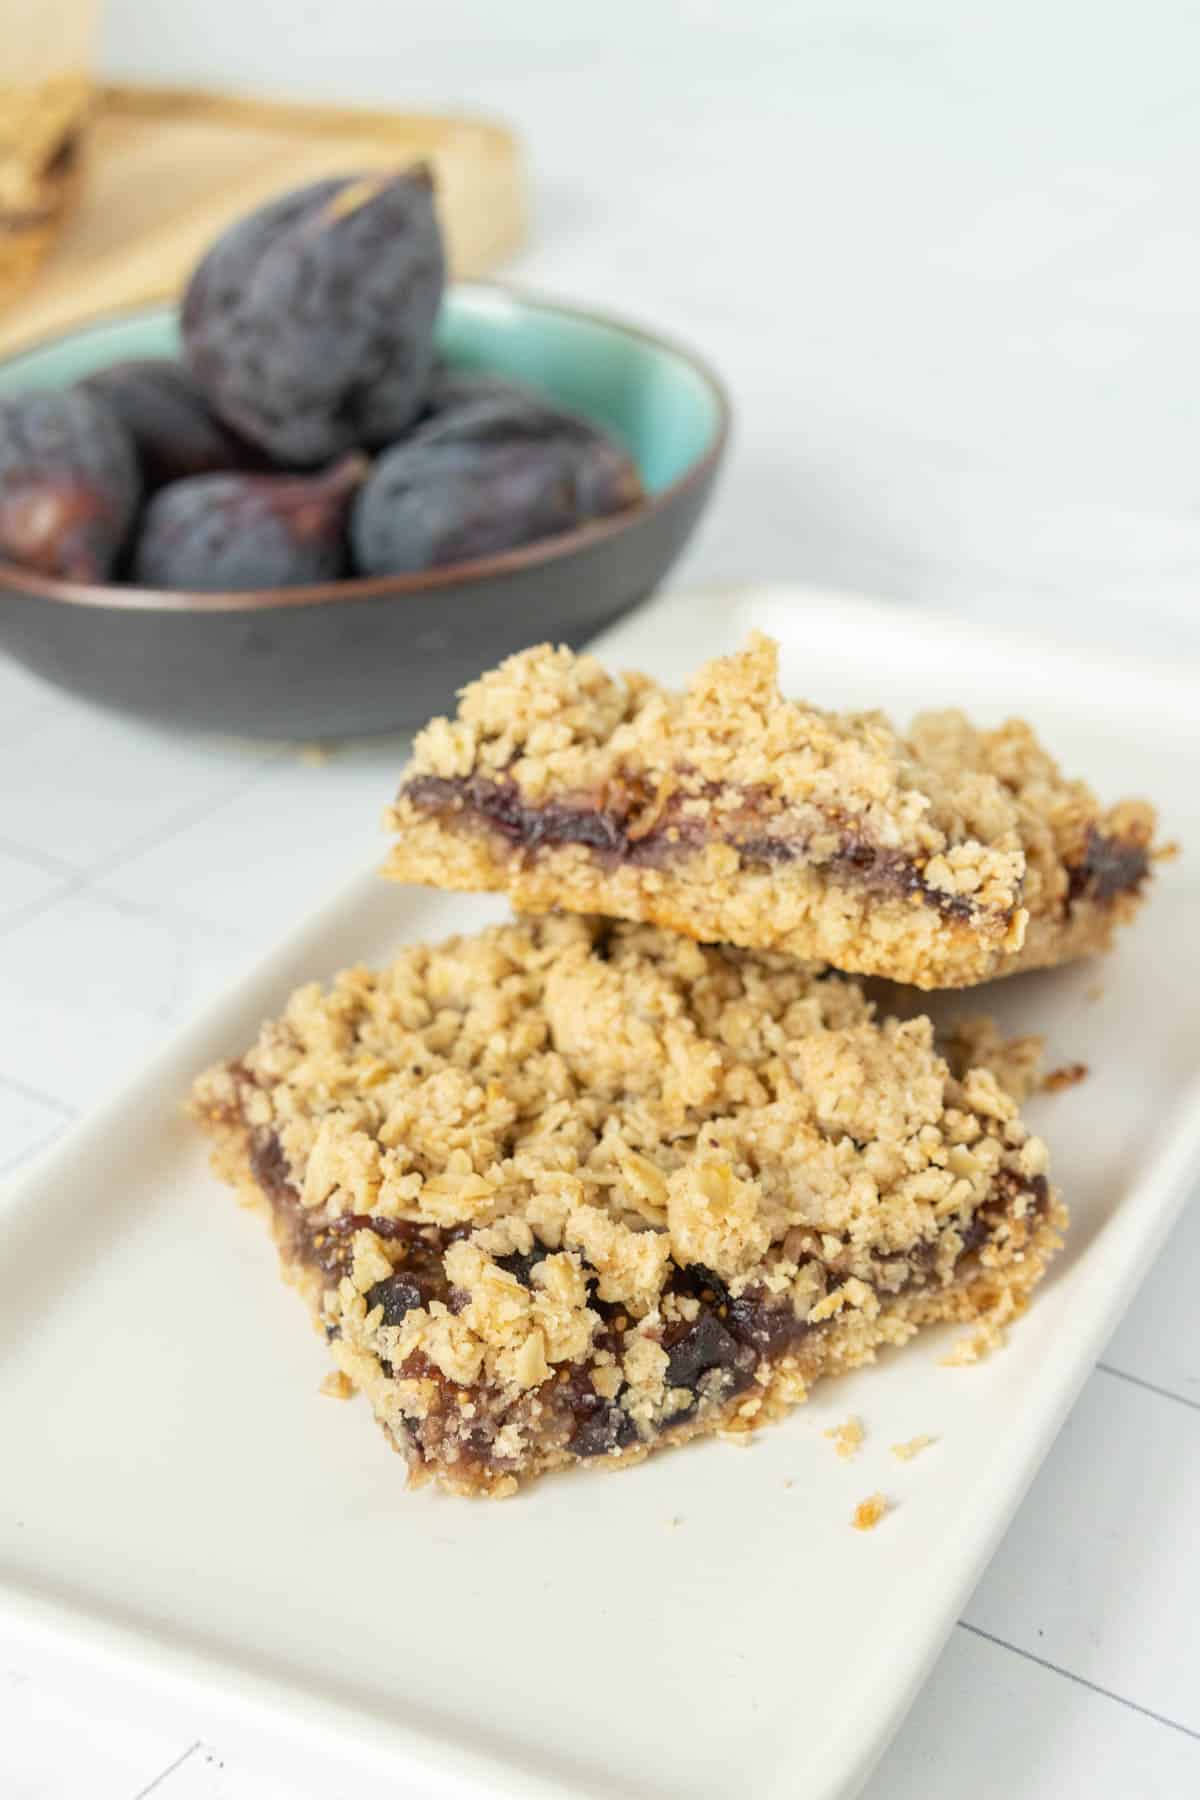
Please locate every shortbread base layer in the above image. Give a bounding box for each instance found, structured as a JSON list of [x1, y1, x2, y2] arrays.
[[383, 811, 1142, 990]]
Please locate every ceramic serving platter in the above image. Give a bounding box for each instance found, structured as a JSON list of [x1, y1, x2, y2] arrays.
[[1, 584, 1197, 1800]]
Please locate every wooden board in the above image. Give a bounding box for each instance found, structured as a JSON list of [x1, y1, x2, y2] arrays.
[[0, 83, 525, 355]]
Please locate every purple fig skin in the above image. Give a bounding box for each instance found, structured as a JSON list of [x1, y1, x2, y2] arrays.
[[182, 168, 445, 466], [132, 454, 368, 592], [352, 396, 643, 576], [420, 362, 543, 420], [412, 391, 644, 514], [78, 358, 263, 490], [0, 388, 140, 581], [416, 383, 619, 450], [352, 438, 580, 574]]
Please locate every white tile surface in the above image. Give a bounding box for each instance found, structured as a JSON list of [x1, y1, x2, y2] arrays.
[[0, 1664, 181, 1800], [860, 1625, 1200, 1800], [1102, 1198, 1200, 1408], [3, 709, 279, 876], [0, 849, 73, 933], [138, 1748, 319, 1800], [0, 1638, 480, 1800], [0, 662, 57, 754], [2, 3, 1199, 1794], [101, 738, 409, 941], [0, 1081, 75, 1176], [0, 888, 257, 1110], [966, 1372, 1200, 1731]]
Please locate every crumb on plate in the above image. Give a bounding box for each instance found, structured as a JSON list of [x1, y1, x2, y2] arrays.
[[825, 1416, 864, 1460], [852, 1493, 890, 1531], [891, 1434, 936, 1462], [1042, 1061, 1089, 1093]]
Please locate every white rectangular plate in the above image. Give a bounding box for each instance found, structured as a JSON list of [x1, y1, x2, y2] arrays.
[[2, 585, 1198, 1800]]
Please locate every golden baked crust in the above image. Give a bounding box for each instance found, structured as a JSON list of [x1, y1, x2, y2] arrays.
[[191, 914, 1065, 1496], [385, 634, 1156, 989]]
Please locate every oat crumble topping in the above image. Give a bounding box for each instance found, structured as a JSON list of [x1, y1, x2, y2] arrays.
[[938, 1015, 1046, 1104], [941, 1287, 1021, 1365]]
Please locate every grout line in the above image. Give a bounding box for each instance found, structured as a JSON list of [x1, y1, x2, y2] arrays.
[[1, 1126, 73, 1178], [2, 864, 264, 956], [131, 1740, 203, 1799], [0, 1072, 79, 1118], [0, 881, 84, 938], [78, 883, 258, 942], [0, 836, 88, 880], [1096, 1361, 1200, 1415], [82, 750, 289, 890], [957, 1623, 1200, 1742], [0, 860, 261, 964], [2, 741, 285, 904]]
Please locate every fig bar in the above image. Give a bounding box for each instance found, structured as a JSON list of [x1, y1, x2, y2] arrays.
[[386, 634, 1156, 989], [190, 915, 1065, 1498]]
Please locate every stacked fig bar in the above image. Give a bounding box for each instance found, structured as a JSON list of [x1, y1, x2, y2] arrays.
[[192, 634, 1156, 1495], [388, 634, 1155, 989]]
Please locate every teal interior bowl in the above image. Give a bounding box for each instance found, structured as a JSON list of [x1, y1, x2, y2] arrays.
[[0, 287, 729, 736]]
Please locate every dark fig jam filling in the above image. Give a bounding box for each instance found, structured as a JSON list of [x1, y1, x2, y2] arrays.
[[248, 1124, 1048, 1478], [401, 773, 1148, 924], [1067, 824, 1151, 905], [400, 772, 985, 922]]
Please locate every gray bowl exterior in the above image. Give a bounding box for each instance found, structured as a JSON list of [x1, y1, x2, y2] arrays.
[[0, 467, 717, 737]]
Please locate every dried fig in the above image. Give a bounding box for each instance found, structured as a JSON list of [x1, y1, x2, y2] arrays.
[[132, 454, 367, 591], [79, 358, 261, 489], [352, 398, 643, 575], [414, 390, 644, 517], [0, 388, 140, 580], [421, 362, 540, 419], [182, 169, 444, 465]]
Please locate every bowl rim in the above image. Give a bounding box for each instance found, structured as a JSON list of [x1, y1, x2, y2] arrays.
[[0, 283, 731, 614]]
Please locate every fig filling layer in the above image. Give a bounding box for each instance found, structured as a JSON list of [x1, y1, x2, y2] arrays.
[[400, 773, 1149, 925], [248, 1126, 1049, 1477]]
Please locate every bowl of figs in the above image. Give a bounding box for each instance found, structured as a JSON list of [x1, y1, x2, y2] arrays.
[[0, 168, 728, 736]]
